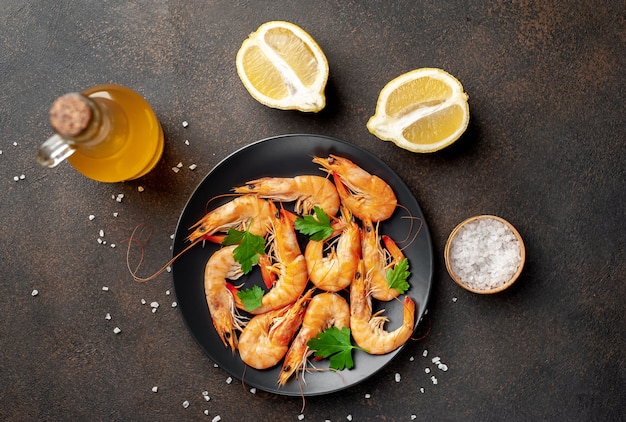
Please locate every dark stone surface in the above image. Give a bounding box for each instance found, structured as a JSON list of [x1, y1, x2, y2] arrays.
[[1, 1, 624, 420]]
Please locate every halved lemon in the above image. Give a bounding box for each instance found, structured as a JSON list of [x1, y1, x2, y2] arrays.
[[367, 68, 470, 152], [235, 21, 329, 112]]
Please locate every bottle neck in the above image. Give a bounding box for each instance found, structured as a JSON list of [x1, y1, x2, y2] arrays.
[[62, 93, 127, 158]]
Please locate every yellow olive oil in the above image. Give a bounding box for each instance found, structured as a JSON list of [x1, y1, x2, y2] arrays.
[[67, 84, 164, 182]]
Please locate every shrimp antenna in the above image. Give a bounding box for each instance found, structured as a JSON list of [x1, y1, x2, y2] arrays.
[[394, 203, 423, 251], [411, 312, 431, 341], [297, 376, 307, 413], [124, 223, 202, 283]]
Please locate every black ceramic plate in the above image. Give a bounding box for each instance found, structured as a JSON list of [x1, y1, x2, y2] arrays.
[[172, 134, 433, 396]]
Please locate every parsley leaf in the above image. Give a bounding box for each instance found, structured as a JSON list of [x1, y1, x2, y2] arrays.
[[295, 206, 334, 241], [236, 285, 264, 312], [386, 258, 411, 294], [222, 227, 265, 274], [307, 326, 362, 370]]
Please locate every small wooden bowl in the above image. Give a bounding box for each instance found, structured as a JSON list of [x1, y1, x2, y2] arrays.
[[444, 215, 525, 294]]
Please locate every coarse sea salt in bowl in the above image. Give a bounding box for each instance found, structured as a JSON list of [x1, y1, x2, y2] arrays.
[[444, 215, 525, 294]]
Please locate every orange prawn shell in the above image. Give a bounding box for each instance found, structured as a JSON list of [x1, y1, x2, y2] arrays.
[[279, 292, 350, 385], [304, 218, 361, 292], [312, 155, 397, 222]]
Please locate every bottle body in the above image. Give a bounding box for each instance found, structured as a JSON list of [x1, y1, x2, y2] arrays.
[[65, 84, 164, 182]]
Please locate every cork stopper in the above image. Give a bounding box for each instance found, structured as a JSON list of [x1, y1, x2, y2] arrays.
[[49, 93, 92, 137]]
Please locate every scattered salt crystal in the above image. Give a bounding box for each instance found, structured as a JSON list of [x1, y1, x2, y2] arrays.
[[141, 298, 146, 305], [411, 415, 417, 420], [0, 150, 2, 154], [365, 393, 371, 399], [225, 377, 232, 384], [420, 387, 425, 393], [110, 244, 116, 248], [150, 301, 159, 308], [213, 363, 218, 368], [189, 163, 197, 170], [19, 174, 25, 180], [425, 368, 431, 374], [177, 162, 183, 168], [422, 349, 428, 357], [172, 167, 180, 173], [431, 376, 438, 385], [182, 400, 189, 408], [99, 229, 105, 237], [151, 308, 157, 313], [394, 373, 401, 383], [31, 289, 39, 296], [298, 414, 305, 421], [137, 186, 144, 192], [113, 212, 119, 217], [113, 327, 121, 334], [105, 313, 111, 320], [409, 356, 415, 362], [212, 416, 221, 422], [13, 176, 19, 182], [204, 410, 209, 415], [347, 415, 353, 421], [166, 266, 172, 273], [115, 194, 124, 202], [452, 297, 458, 302], [202, 391, 210, 400], [172, 302, 178, 308], [97, 238, 103, 244], [182, 120, 189, 128], [184, 139, 190, 145], [13, 142, 18, 146], [89, 215, 95, 220], [432, 357, 441, 364], [166, 290, 170, 295], [102, 286, 109, 291], [249, 388, 256, 394], [152, 386, 158, 393], [438, 363, 448, 371]]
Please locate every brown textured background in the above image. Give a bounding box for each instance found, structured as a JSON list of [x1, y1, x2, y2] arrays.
[[1, 1, 624, 420]]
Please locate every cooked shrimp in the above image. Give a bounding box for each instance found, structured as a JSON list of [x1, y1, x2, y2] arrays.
[[312, 155, 397, 222], [238, 289, 313, 370], [304, 211, 361, 292], [204, 245, 247, 353], [350, 260, 415, 355], [233, 175, 340, 217], [361, 218, 406, 301], [240, 201, 309, 314], [279, 292, 350, 385], [187, 195, 273, 243]]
